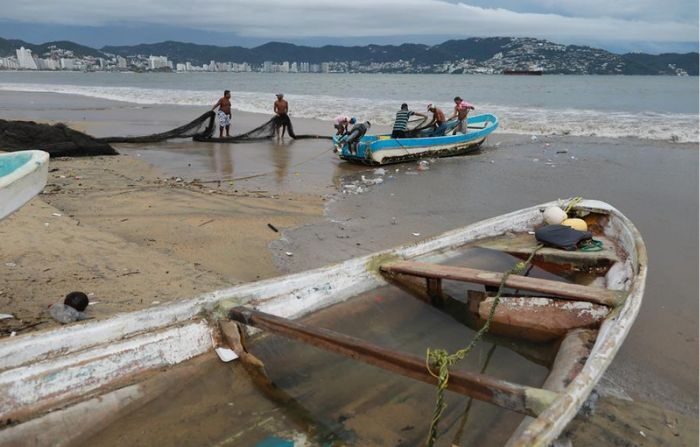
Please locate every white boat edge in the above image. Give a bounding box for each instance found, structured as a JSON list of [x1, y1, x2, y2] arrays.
[[0, 150, 50, 221], [0, 199, 647, 446]]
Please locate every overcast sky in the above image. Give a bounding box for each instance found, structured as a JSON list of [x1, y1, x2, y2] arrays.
[[1, 0, 698, 52]]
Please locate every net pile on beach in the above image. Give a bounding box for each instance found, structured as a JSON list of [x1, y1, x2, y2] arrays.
[[0, 119, 118, 157]]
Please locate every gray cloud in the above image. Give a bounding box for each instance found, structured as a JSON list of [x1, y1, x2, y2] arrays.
[[1, 0, 697, 44]]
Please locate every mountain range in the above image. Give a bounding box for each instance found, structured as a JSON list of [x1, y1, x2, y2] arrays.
[[1, 36, 697, 75]]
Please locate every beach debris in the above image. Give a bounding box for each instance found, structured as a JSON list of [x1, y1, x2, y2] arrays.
[[198, 219, 215, 227], [391, 217, 398, 225], [152, 301, 161, 305], [490, 160, 495, 164], [374, 168, 387, 176], [0, 314, 14, 321], [215, 346, 239, 362], [417, 160, 430, 171], [361, 175, 383, 185], [556, 149, 569, 154], [49, 304, 88, 324], [285, 252, 294, 256], [4, 262, 16, 268], [533, 158, 539, 162], [267, 223, 279, 233], [412, 232, 421, 237], [405, 171, 419, 176], [51, 212, 62, 217], [531, 135, 538, 141]]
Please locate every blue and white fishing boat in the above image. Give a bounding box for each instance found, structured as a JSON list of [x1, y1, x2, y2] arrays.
[[335, 113, 498, 165], [0, 150, 50, 220]]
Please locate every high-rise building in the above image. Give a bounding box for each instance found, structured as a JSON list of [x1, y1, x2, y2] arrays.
[[148, 55, 171, 70], [116, 56, 127, 69], [16, 47, 38, 70]]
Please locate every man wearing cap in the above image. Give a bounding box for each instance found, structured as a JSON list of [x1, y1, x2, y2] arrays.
[[273, 93, 290, 138], [427, 104, 448, 137], [333, 115, 355, 136]]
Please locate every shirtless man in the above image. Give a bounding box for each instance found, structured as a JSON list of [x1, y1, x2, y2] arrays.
[[427, 104, 447, 136], [273, 93, 290, 138], [448, 96, 475, 134], [212, 90, 232, 137]]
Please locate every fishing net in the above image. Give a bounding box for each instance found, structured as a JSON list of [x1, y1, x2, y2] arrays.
[[1, 112, 330, 158], [98, 111, 216, 143], [193, 114, 332, 142], [0, 119, 118, 157]]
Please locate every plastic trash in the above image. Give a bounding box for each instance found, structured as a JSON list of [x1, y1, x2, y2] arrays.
[[49, 303, 87, 324], [417, 160, 430, 171], [374, 168, 387, 176]]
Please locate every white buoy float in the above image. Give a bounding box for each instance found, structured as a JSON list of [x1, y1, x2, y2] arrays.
[[543, 206, 567, 225]]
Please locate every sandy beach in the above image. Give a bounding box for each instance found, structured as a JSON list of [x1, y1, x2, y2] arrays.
[[0, 89, 697, 445]]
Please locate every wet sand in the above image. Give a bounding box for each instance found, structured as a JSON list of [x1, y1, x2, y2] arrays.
[[0, 90, 697, 444]]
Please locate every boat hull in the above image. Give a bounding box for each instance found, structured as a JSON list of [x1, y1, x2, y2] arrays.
[[0, 199, 646, 446], [0, 150, 50, 220], [337, 113, 498, 165]]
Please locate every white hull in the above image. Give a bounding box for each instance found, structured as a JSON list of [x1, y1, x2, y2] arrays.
[[0, 200, 646, 446], [0, 151, 50, 220]]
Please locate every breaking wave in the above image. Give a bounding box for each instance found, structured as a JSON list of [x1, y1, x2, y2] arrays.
[[1, 82, 697, 143]]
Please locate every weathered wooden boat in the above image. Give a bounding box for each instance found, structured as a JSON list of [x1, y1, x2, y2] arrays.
[[0, 150, 49, 221], [0, 199, 646, 446], [335, 113, 498, 165]]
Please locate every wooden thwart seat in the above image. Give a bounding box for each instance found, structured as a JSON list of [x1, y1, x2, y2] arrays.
[[229, 307, 558, 417], [380, 261, 623, 307]]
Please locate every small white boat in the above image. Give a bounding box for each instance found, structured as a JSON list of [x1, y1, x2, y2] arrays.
[[0, 199, 646, 446], [0, 150, 50, 220]]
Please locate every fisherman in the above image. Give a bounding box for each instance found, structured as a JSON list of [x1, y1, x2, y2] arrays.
[[212, 90, 232, 138], [391, 103, 426, 139], [333, 115, 356, 136], [273, 93, 290, 138], [336, 121, 371, 155], [427, 104, 448, 137], [449, 96, 475, 134]]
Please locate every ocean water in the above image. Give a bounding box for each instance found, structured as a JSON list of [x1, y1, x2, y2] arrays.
[[0, 72, 697, 143]]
